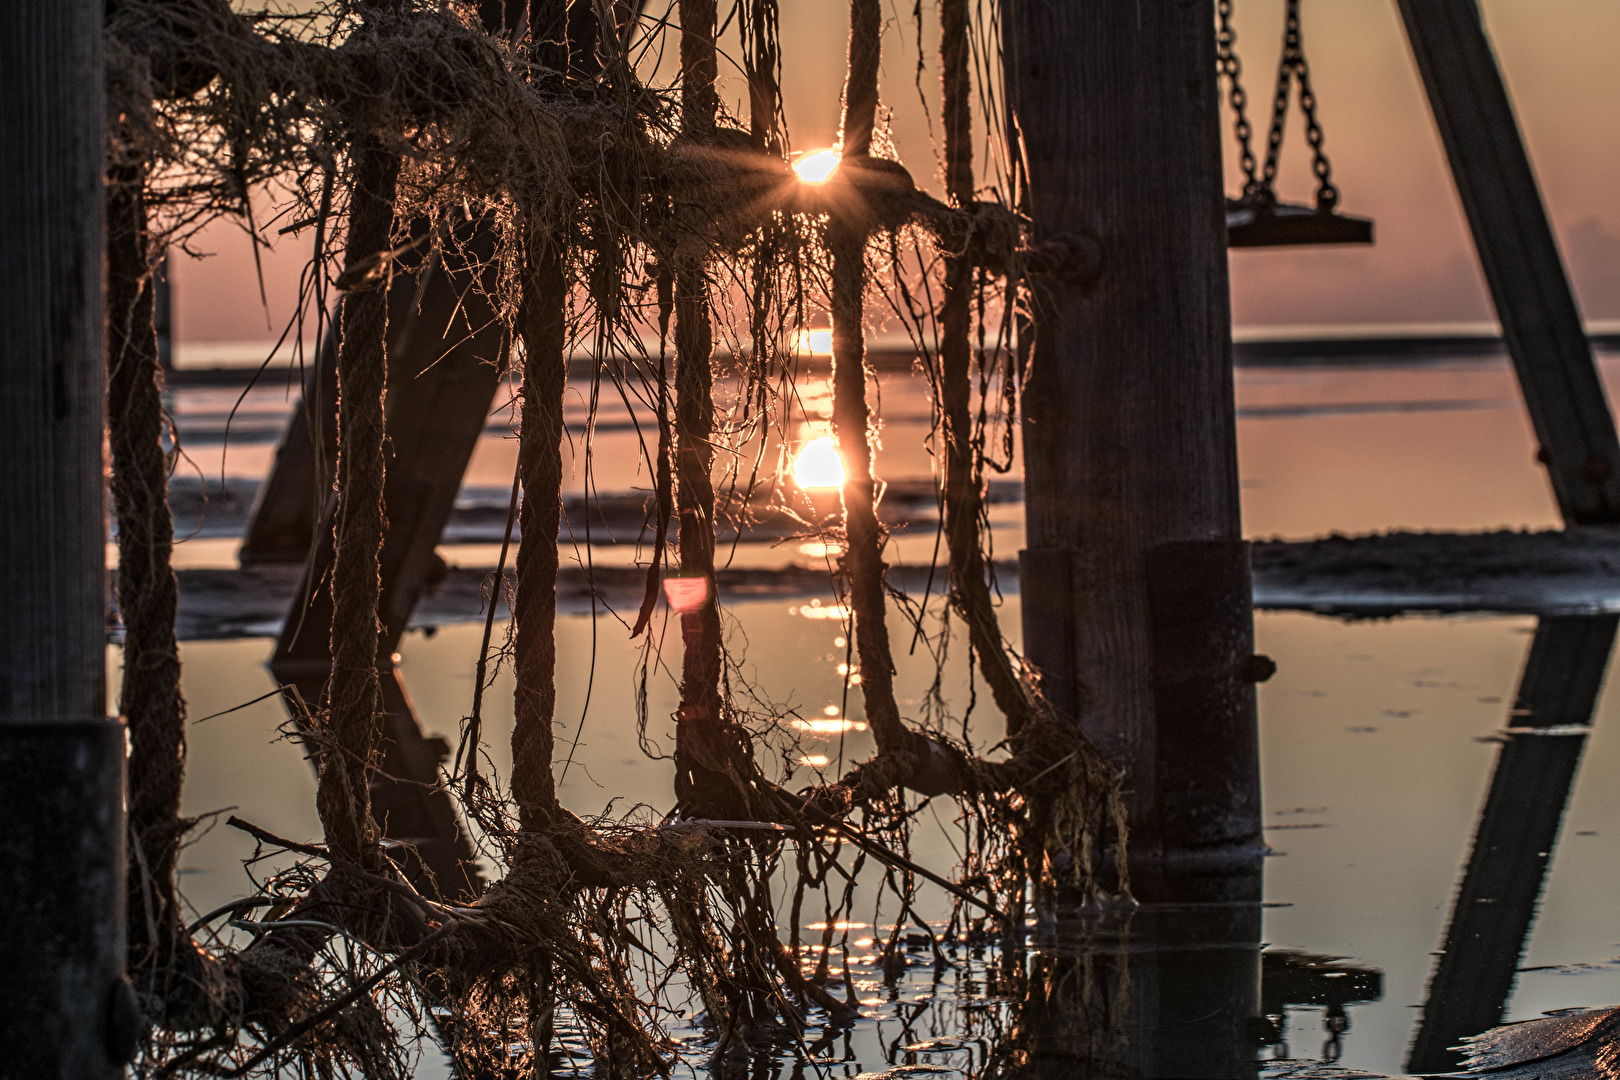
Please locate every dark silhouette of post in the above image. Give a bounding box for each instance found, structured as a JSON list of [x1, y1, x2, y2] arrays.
[[994, 886, 1265, 1080], [1408, 614, 1617, 1074], [1001, 0, 1262, 878], [238, 251, 448, 565], [1397, 0, 1620, 525], [0, 1, 132, 1075]]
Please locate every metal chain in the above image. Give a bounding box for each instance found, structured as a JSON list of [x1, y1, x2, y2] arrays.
[[1261, 0, 1338, 211], [1260, 0, 1296, 198], [1216, 0, 1260, 197], [1322, 1004, 1349, 1063], [1291, 1, 1339, 211]]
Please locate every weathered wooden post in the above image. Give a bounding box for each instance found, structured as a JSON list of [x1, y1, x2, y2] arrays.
[[998, 9, 1268, 1062], [0, 0, 132, 1075], [1397, 0, 1620, 525], [1002, 0, 1263, 881]]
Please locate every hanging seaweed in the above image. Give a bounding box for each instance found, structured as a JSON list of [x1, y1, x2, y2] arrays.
[[101, 0, 1129, 1072]]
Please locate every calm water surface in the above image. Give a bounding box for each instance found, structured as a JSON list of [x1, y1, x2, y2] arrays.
[[132, 355, 1620, 1077]]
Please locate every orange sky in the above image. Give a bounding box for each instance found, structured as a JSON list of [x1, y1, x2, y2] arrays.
[[171, 0, 1620, 348]]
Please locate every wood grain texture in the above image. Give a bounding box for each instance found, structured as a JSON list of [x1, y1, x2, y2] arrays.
[[0, 5, 127, 1077], [1003, 0, 1256, 860], [0, 0, 107, 729]]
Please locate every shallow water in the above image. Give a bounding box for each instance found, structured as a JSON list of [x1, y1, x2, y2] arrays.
[[139, 354, 1620, 1077]]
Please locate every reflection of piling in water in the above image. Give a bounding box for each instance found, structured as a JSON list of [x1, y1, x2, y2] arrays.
[[995, 867, 1265, 1080], [1407, 614, 1618, 1075], [991, 879, 1391, 1078]]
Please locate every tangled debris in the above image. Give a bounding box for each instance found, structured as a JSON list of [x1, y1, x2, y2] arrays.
[[104, 0, 1128, 1073]]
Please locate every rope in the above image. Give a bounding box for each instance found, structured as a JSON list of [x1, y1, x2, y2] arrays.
[[936, 0, 1041, 736], [741, 0, 784, 154], [842, 0, 881, 156], [319, 134, 398, 869], [840, 0, 881, 157], [936, 0, 1029, 732], [671, 0, 755, 818], [672, 254, 732, 797], [939, 0, 971, 208], [511, 228, 568, 826], [509, 0, 574, 826], [829, 222, 910, 755], [827, 0, 911, 754], [108, 162, 190, 973], [679, 0, 718, 139]]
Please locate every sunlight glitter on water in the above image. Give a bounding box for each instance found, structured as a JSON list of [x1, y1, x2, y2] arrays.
[[804, 921, 870, 931], [791, 717, 868, 734], [791, 599, 852, 619]]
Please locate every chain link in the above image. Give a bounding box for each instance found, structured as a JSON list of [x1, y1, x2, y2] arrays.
[[1292, 7, 1339, 211], [1216, 0, 1260, 197], [1226, 0, 1339, 212], [1260, 0, 1289, 195], [1322, 1004, 1349, 1063]]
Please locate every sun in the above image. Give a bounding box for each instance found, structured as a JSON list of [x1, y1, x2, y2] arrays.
[[792, 436, 845, 490], [793, 149, 841, 184], [795, 328, 833, 355]]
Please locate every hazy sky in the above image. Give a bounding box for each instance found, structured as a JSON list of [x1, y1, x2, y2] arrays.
[[171, 0, 1620, 347]]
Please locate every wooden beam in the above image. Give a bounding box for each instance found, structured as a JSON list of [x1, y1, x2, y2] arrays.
[[1001, 0, 1261, 874], [1396, 0, 1620, 524], [0, 0, 130, 1074], [1408, 614, 1617, 1074], [237, 254, 437, 565]]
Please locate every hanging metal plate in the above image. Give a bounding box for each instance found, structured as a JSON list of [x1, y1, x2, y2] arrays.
[[1226, 200, 1374, 247]]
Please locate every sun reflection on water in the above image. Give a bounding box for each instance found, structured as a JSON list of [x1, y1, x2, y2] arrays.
[[791, 599, 852, 619], [792, 435, 845, 489], [791, 717, 868, 734]]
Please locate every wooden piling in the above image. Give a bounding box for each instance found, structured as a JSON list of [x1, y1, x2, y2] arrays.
[[1001, 0, 1262, 877], [1397, 0, 1620, 525], [0, 0, 131, 1074], [237, 277, 428, 566]]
